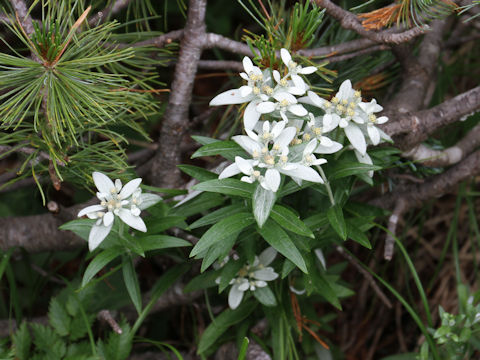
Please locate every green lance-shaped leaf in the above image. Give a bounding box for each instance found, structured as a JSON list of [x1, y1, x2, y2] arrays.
[[140, 235, 191, 252], [253, 286, 277, 307], [271, 205, 314, 238], [190, 203, 245, 229], [81, 248, 122, 287], [191, 140, 247, 160], [327, 204, 347, 240], [190, 213, 255, 257], [122, 255, 142, 315], [193, 179, 255, 198], [258, 220, 308, 273], [197, 301, 257, 354]]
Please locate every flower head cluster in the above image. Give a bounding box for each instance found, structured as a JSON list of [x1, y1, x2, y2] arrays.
[[299, 80, 390, 156], [78, 172, 161, 251], [210, 49, 312, 130], [217, 247, 279, 309], [210, 49, 390, 191]]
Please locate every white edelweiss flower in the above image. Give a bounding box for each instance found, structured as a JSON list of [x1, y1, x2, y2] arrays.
[[218, 156, 261, 184], [305, 113, 343, 154], [226, 248, 279, 309], [77, 172, 159, 251], [288, 140, 327, 186], [298, 91, 339, 132], [256, 91, 308, 122], [280, 48, 316, 91], [209, 57, 272, 130], [272, 70, 306, 96], [358, 99, 389, 145], [302, 139, 328, 167]]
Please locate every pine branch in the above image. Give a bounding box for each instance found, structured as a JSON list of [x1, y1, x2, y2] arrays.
[[314, 0, 428, 44]]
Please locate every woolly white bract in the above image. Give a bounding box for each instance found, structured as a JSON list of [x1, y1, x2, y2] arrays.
[[77, 172, 161, 251]]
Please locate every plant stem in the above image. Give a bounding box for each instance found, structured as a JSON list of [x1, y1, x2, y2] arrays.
[[316, 165, 334, 205]]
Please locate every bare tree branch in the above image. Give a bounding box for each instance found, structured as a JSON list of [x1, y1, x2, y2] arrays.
[[335, 246, 393, 307], [323, 44, 390, 63], [371, 149, 480, 211], [402, 123, 480, 167], [119, 29, 184, 49], [0, 202, 90, 252], [386, 19, 451, 114], [382, 85, 480, 149], [0, 13, 12, 25], [203, 33, 253, 56], [197, 59, 243, 72], [147, 0, 207, 188], [88, 0, 133, 26], [0, 145, 65, 166], [384, 199, 407, 260], [9, 0, 34, 35], [314, 0, 427, 44], [298, 37, 376, 58]]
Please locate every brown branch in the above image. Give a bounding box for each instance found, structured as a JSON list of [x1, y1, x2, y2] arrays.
[[324, 44, 390, 63], [382, 85, 480, 149], [88, 0, 133, 26], [0, 201, 92, 252], [203, 33, 254, 56], [298, 37, 376, 58], [98, 309, 123, 334], [147, 0, 207, 188], [0, 13, 12, 25], [384, 199, 407, 260], [314, 0, 427, 44], [118, 29, 184, 49], [9, 0, 34, 35], [402, 123, 480, 167], [197, 59, 244, 72], [335, 246, 393, 307], [0, 144, 64, 165], [386, 19, 451, 114], [371, 149, 480, 211]]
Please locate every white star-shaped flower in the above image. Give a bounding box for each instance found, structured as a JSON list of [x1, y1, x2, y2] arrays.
[[209, 57, 273, 130], [280, 48, 316, 91], [224, 247, 279, 309], [358, 99, 389, 145], [77, 172, 161, 251]]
